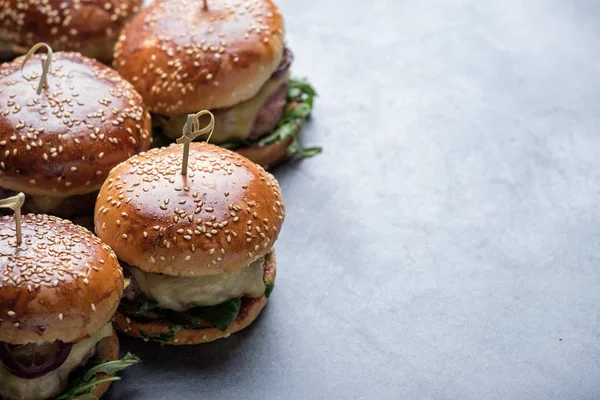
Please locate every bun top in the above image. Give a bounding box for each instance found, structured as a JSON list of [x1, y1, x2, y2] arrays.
[[0, 214, 124, 344], [0, 52, 152, 197], [114, 0, 285, 115], [94, 142, 285, 277], [0, 0, 143, 53]]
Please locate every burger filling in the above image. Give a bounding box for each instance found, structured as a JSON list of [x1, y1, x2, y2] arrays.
[[124, 257, 266, 312], [154, 48, 320, 159], [119, 255, 272, 336], [158, 68, 290, 144], [0, 323, 112, 400]]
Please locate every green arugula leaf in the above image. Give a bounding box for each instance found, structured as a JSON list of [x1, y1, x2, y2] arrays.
[[142, 325, 184, 345], [301, 147, 323, 158], [256, 77, 321, 158], [56, 377, 121, 400], [288, 77, 317, 97], [265, 283, 275, 298], [82, 353, 141, 381], [184, 298, 241, 331], [222, 76, 321, 159], [287, 87, 302, 99], [55, 353, 140, 400], [286, 138, 301, 156], [274, 123, 299, 142], [139, 301, 159, 312], [257, 126, 290, 147], [285, 103, 312, 119]]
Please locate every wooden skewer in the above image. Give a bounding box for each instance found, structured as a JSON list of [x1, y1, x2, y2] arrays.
[[20, 42, 53, 95], [0, 193, 26, 245], [177, 110, 215, 175]]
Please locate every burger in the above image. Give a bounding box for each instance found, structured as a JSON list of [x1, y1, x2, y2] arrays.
[[0, 0, 144, 64], [0, 212, 139, 400], [94, 142, 284, 345], [0, 51, 152, 219], [113, 0, 320, 168]]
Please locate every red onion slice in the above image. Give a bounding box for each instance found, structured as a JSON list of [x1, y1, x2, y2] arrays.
[[0, 341, 72, 379]]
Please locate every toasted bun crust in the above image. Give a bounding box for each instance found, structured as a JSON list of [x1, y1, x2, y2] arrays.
[[113, 0, 285, 115], [95, 142, 285, 277], [113, 249, 276, 345], [0, 52, 152, 197], [88, 329, 120, 400], [0, 215, 124, 345], [0, 0, 143, 63]]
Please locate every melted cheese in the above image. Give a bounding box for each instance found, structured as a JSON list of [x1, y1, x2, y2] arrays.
[[126, 258, 266, 311], [0, 323, 113, 400], [161, 72, 290, 143]]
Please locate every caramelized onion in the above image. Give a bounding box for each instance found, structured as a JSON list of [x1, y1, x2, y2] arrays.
[[0, 341, 72, 379]]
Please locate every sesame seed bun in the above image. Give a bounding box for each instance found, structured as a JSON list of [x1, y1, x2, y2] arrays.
[[0, 52, 152, 198], [113, 0, 285, 115], [0, 0, 143, 64], [88, 328, 120, 399], [0, 214, 124, 345], [94, 142, 285, 277], [113, 249, 276, 345]]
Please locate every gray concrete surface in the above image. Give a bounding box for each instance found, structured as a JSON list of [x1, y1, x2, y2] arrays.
[[107, 1, 600, 399]]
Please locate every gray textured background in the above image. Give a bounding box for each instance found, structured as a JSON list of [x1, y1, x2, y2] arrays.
[[107, 0, 600, 399]]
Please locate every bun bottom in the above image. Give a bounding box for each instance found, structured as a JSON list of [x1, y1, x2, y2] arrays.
[[114, 250, 277, 345], [234, 135, 295, 169], [88, 329, 120, 399]]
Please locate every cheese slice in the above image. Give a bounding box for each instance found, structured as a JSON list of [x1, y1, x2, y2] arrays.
[[0, 323, 113, 400], [126, 258, 266, 312], [160, 72, 290, 143]]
